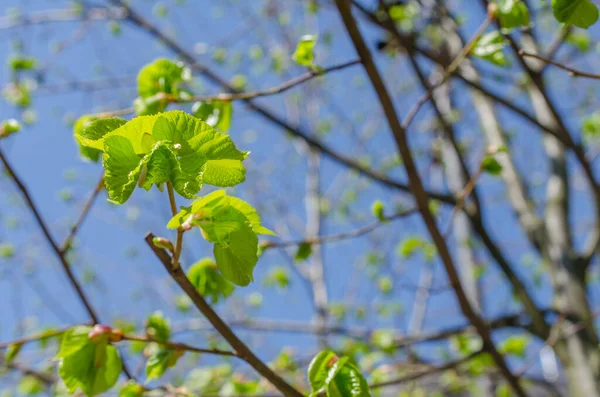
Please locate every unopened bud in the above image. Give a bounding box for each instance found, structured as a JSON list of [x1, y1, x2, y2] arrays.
[[88, 324, 112, 343], [153, 237, 175, 252], [487, 2, 498, 19], [0, 119, 20, 138]]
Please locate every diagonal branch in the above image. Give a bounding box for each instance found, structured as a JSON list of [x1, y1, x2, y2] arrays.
[[144, 233, 303, 397], [332, 1, 527, 395]]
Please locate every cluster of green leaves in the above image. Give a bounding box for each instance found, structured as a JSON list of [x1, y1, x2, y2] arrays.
[[75, 110, 248, 204], [308, 350, 371, 397], [134, 59, 191, 116], [55, 326, 122, 396], [144, 312, 184, 381], [168, 190, 274, 286]]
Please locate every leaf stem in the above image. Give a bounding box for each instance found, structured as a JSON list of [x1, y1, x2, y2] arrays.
[[166, 182, 183, 269]]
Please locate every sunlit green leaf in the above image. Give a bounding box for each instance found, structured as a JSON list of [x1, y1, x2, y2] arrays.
[[552, 0, 599, 28]]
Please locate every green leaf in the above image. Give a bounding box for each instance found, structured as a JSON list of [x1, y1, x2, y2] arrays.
[[552, 0, 599, 28], [396, 236, 424, 259], [86, 111, 247, 204], [18, 375, 45, 395], [56, 327, 122, 397], [168, 190, 272, 286], [187, 257, 235, 304], [293, 35, 320, 70], [1, 118, 21, 138], [145, 311, 170, 342], [371, 200, 386, 221], [119, 381, 144, 397], [307, 351, 371, 397], [192, 100, 233, 133], [214, 222, 258, 286], [8, 55, 37, 71], [327, 361, 370, 397], [5, 343, 23, 364], [496, 0, 530, 31], [136, 58, 190, 115], [145, 344, 183, 381], [308, 350, 339, 394], [482, 156, 503, 175], [295, 242, 313, 262], [73, 116, 105, 162], [499, 335, 529, 357], [472, 31, 508, 66]]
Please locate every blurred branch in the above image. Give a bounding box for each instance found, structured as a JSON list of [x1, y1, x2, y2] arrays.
[[0, 148, 100, 324], [0, 147, 134, 380], [333, 1, 527, 396], [120, 334, 237, 357], [0, 7, 126, 29], [519, 51, 600, 79], [60, 172, 105, 254], [107, 0, 455, 204], [263, 207, 417, 248]]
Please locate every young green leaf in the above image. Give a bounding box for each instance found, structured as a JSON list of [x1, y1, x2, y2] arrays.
[[496, 0, 530, 31], [119, 381, 144, 397], [0, 118, 21, 138], [5, 342, 23, 364], [136, 58, 191, 115], [293, 35, 320, 70], [167, 190, 273, 286], [55, 326, 122, 397], [187, 257, 235, 304], [471, 31, 508, 66], [8, 55, 37, 71], [552, 0, 599, 29], [18, 375, 45, 395], [79, 111, 248, 204], [482, 156, 503, 175], [145, 343, 183, 381], [295, 242, 313, 262], [192, 100, 233, 133], [73, 116, 105, 162], [307, 350, 371, 397], [145, 311, 171, 342], [371, 200, 386, 221]]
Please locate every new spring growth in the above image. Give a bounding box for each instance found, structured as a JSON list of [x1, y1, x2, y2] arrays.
[[0, 119, 21, 139], [88, 324, 123, 343], [152, 237, 175, 252]]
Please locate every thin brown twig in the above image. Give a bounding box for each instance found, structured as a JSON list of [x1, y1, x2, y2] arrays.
[[0, 148, 100, 324], [144, 233, 303, 397], [519, 50, 600, 79], [0, 147, 135, 380], [60, 172, 105, 253], [370, 349, 484, 389], [265, 207, 417, 248], [120, 334, 238, 357], [400, 16, 492, 130]]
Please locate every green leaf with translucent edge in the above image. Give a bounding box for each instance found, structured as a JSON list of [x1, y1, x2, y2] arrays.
[[327, 361, 370, 397], [192, 100, 233, 132], [471, 31, 508, 66], [293, 35, 320, 70], [167, 190, 274, 236], [145, 343, 183, 381], [83, 111, 246, 204], [308, 350, 370, 397], [145, 311, 171, 342], [168, 190, 273, 285], [496, 0, 530, 31], [119, 381, 144, 397], [552, 0, 599, 29], [73, 116, 104, 162], [136, 58, 191, 115], [187, 257, 235, 304], [55, 326, 122, 397]]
